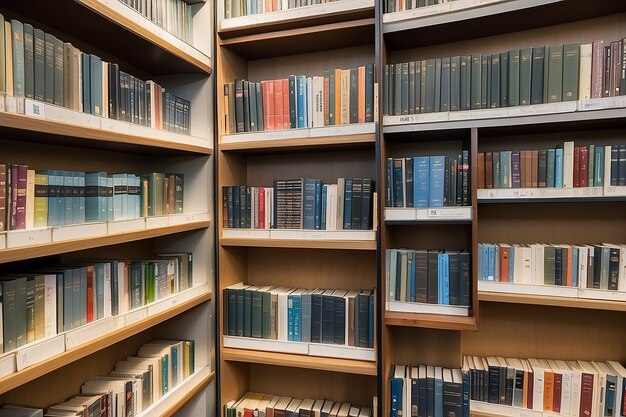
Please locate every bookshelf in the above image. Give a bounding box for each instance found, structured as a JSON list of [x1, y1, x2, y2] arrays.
[[0, 0, 215, 415]]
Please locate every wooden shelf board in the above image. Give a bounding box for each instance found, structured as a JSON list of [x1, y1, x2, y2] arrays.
[[384, 310, 478, 331], [151, 369, 215, 417], [0, 290, 212, 395], [221, 347, 377, 376], [0, 220, 211, 264], [219, 237, 377, 250], [219, 0, 374, 38], [219, 18, 375, 60], [0, 110, 212, 156], [479, 291, 626, 312]]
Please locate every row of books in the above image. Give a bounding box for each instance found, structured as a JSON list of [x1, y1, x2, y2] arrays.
[[0, 165, 184, 232], [478, 143, 626, 190], [225, 392, 372, 417], [478, 243, 626, 292], [385, 0, 455, 13], [386, 249, 471, 307], [0, 253, 193, 353], [222, 178, 374, 231], [391, 357, 626, 417], [224, 0, 344, 19], [223, 65, 376, 134], [223, 283, 375, 348], [0, 16, 191, 134], [383, 40, 626, 116], [385, 153, 471, 208], [118, 0, 194, 43], [0, 339, 195, 417]]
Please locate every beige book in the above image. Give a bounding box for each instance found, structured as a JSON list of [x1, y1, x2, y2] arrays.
[[340, 69, 350, 124], [578, 43, 592, 100], [0, 14, 5, 93], [25, 169, 35, 229], [5, 21, 13, 96]]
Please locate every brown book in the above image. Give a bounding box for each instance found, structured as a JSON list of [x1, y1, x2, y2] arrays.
[[335, 68, 342, 125], [0, 164, 5, 231], [274, 79, 283, 130], [579, 146, 589, 187], [520, 151, 527, 188], [611, 41, 620, 96], [485, 152, 493, 189], [340, 69, 350, 125], [531, 150, 539, 187], [358, 66, 365, 123], [347, 292, 356, 346], [323, 71, 330, 126], [525, 151, 533, 188], [591, 40, 604, 98], [477, 152, 485, 189], [573, 146, 580, 187]]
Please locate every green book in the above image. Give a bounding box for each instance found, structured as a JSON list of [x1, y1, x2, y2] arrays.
[[2, 280, 17, 352], [0, 14, 5, 93], [401, 62, 409, 115], [33, 28, 45, 101], [424, 59, 436, 113], [10, 20, 25, 98], [44, 33, 55, 103], [408, 61, 415, 114], [530, 47, 544, 104], [434, 58, 442, 112], [500, 51, 509, 107], [547, 149, 556, 187], [460, 55, 471, 111], [23, 23, 34, 99], [508, 49, 520, 106], [420, 60, 427, 113], [548, 44, 563, 103], [493, 151, 501, 189], [544, 246, 556, 285], [490, 53, 501, 108], [54, 37, 64, 106], [261, 290, 271, 339], [145, 262, 155, 304], [15, 277, 27, 348], [481, 54, 490, 109], [543, 45, 550, 103], [251, 289, 263, 338], [449, 56, 460, 111], [594, 146, 605, 186], [519, 48, 532, 105], [441, 57, 451, 112], [415, 60, 422, 114], [562, 43, 580, 101], [329, 69, 335, 124], [34, 171, 48, 228], [394, 63, 402, 115], [500, 151, 511, 188], [471, 54, 482, 110]]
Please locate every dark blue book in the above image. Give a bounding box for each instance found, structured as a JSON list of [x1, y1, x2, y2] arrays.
[[427, 251, 439, 304], [321, 290, 334, 344], [448, 251, 461, 306], [227, 186, 234, 228], [361, 178, 372, 230], [393, 158, 404, 207], [429, 156, 445, 207], [391, 368, 405, 417], [356, 290, 370, 348], [405, 158, 414, 208], [415, 156, 430, 208], [351, 179, 362, 230], [555, 246, 563, 286], [233, 186, 240, 228], [343, 178, 353, 230], [409, 251, 416, 302], [314, 179, 322, 230], [297, 75, 306, 128], [434, 367, 444, 417], [461, 368, 471, 417], [289, 75, 297, 128], [460, 252, 471, 306], [245, 187, 251, 229], [311, 291, 322, 343], [321, 185, 327, 230], [368, 291, 373, 348], [302, 178, 316, 230], [333, 290, 346, 345], [386, 158, 394, 207], [426, 366, 435, 417], [418, 366, 427, 417]]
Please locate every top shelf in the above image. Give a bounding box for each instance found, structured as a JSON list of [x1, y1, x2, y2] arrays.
[[4, 0, 212, 75], [383, 0, 626, 51]]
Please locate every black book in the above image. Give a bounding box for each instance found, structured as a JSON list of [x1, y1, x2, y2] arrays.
[[351, 178, 362, 230], [424, 59, 436, 113], [471, 54, 482, 110], [490, 53, 500, 108], [235, 287, 245, 336], [44, 34, 55, 103], [33, 29, 45, 101], [487, 360, 500, 404], [434, 58, 442, 112], [394, 63, 402, 116], [418, 367, 427, 417], [119, 72, 128, 123], [450, 158, 457, 205], [361, 178, 372, 230], [443, 157, 451, 206], [408, 61, 415, 114], [450, 56, 461, 111], [531, 47, 545, 104], [462, 150, 469, 206], [365, 63, 375, 122], [289, 75, 297, 128], [460, 252, 470, 306], [23, 24, 34, 99], [427, 251, 438, 304], [256, 82, 264, 131], [321, 292, 334, 344], [350, 68, 358, 123], [311, 291, 322, 343], [232, 186, 240, 228], [401, 62, 409, 115], [54, 37, 64, 106], [481, 54, 490, 109], [109, 63, 120, 120], [498, 364, 507, 404], [226, 287, 237, 335], [538, 150, 547, 187], [555, 246, 563, 286], [456, 155, 463, 206], [500, 51, 509, 107], [415, 250, 428, 304], [384, 64, 391, 116], [420, 61, 427, 114], [226, 186, 234, 228], [245, 186, 251, 228], [504, 366, 514, 406], [461, 55, 472, 111], [448, 251, 461, 305], [619, 144, 626, 186], [242, 80, 251, 132], [611, 145, 619, 186], [608, 247, 620, 291], [239, 186, 246, 228], [443, 370, 463, 417], [405, 158, 414, 208], [249, 82, 258, 132], [234, 79, 244, 133], [426, 366, 435, 417], [243, 287, 252, 337], [441, 57, 451, 112]]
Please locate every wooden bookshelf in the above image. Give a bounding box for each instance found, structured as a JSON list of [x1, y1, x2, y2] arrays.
[[384, 311, 478, 331], [478, 290, 626, 312]]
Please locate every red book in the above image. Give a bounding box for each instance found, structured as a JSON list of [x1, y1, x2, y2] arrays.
[[86, 265, 94, 323], [499, 246, 510, 282], [274, 80, 283, 130], [258, 186, 265, 229], [591, 40, 605, 99], [14, 164, 27, 230], [573, 146, 580, 187], [553, 372, 562, 413], [261, 81, 271, 131], [282, 78, 289, 131], [579, 372, 594, 417], [579, 146, 589, 187], [527, 371, 534, 410]]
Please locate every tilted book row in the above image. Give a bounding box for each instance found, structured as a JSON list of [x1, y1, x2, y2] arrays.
[[0, 339, 196, 417], [223, 283, 375, 348], [0, 165, 184, 232], [478, 242, 626, 292], [385, 0, 456, 14], [478, 143, 626, 190], [0, 16, 190, 134], [223, 64, 376, 134], [390, 358, 626, 417], [464, 355, 626, 417], [222, 178, 375, 231], [118, 0, 194, 43], [0, 253, 192, 353], [385, 152, 471, 209], [383, 39, 626, 116], [225, 392, 373, 417], [386, 249, 471, 307], [224, 0, 344, 19]]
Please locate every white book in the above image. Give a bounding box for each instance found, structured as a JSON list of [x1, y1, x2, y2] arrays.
[[579, 44, 593, 100], [530, 244, 545, 285], [277, 288, 294, 341], [325, 184, 334, 231], [336, 178, 345, 230], [567, 360, 582, 417], [124, 356, 163, 400], [103, 262, 112, 318], [388, 249, 397, 301], [25, 170, 35, 230], [520, 245, 532, 284], [619, 244, 626, 291], [81, 379, 127, 417], [527, 358, 545, 411], [560, 141, 574, 189], [573, 245, 588, 289], [589, 361, 607, 417], [555, 360, 573, 416], [43, 274, 57, 338]]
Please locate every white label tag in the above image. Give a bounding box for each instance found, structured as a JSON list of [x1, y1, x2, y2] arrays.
[[25, 100, 46, 118]]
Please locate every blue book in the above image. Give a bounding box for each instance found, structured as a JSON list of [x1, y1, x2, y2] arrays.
[[392, 159, 404, 207], [572, 247, 579, 287], [477, 244, 483, 280], [434, 367, 444, 417], [78, 172, 86, 224], [605, 374, 617, 417], [343, 178, 353, 230], [293, 291, 302, 342], [297, 76, 306, 128], [302, 178, 316, 230], [487, 244, 495, 280], [122, 174, 130, 220], [414, 156, 430, 208], [321, 185, 327, 230], [555, 148, 564, 188], [429, 156, 445, 207], [508, 246, 515, 283], [106, 176, 114, 221], [390, 377, 404, 417], [161, 354, 169, 393], [314, 179, 322, 230], [301, 293, 312, 343], [287, 293, 294, 341], [481, 244, 489, 280], [113, 174, 124, 221], [81, 53, 91, 114], [594, 146, 604, 186], [386, 158, 394, 207], [89, 54, 103, 116], [462, 368, 471, 417], [409, 251, 416, 302], [64, 171, 73, 225], [438, 253, 449, 305]]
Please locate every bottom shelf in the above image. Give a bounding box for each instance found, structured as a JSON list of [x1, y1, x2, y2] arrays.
[[471, 400, 548, 417]]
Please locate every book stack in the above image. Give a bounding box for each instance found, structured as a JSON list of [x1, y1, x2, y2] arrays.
[[385, 152, 470, 208], [224, 0, 344, 19], [118, 0, 194, 43], [0, 165, 184, 232], [0, 253, 192, 353], [465, 356, 626, 417], [225, 392, 373, 417], [223, 283, 375, 348], [0, 406, 42, 417], [478, 242, 626, 291], [385, 0, 456, 13], [0, 16, 191, 134], [383, 39, 626, 116], [223, 65, 376, 134], [386, 249, 471, 307], [222, 178, 374, 230], [478, 143, 626, 190]]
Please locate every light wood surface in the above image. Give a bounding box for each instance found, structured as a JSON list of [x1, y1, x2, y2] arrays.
[[219, 132, 376, 152], [385, 311, 478, 331], [219, 237, 377, 250], [479, 292, 626, 312], [0, 290, 212, 396]]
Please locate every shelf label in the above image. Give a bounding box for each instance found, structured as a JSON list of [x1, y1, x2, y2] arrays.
[[25, 99, 46, 118], [427, 208, 470, 219]]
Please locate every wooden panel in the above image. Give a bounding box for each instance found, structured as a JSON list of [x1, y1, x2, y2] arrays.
[[217, 47, 250, 136], [479, 292, 626, 312], [220, 360, 251, 415], [249, 364, 376, 406], [478, 127, 626, 151], [387, 224, 472, 251], [385, 312, 477, 331], [389, 326, 462, 368], [247, 248, 377, 290], [461, 302, 626, 362], [386, 137, 469, 158], [220, 238, 377, 251]]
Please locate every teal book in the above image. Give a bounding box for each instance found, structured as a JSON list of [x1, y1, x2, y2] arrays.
[[429, 156, 445, 207], [437, 253, 449, 305], [588, 144, 595, 187], [594, 146, 604, 186], [63, 171, 73, 225], [10, 20, 25, 98], [555, 148, 564, 188], [15, 278, 27, 348], [113, 174, 125, 221], [519, 48, 532, 105], [85, 172, 108, 221], [492, 152, 501, 189], [107, 176, 114, 221], [33, 28, 45, 101], [508, 49, 520, 106], [251, 289, 262, 338], [23, 23, 34, 98], [90, 54, 103, 116], [44, 33, 55, 103], [547, 149, 556, 187], [500, 151, 511, 188]]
